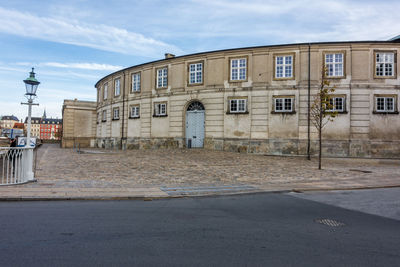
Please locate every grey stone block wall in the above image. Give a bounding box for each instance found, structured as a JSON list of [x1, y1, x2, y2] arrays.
[[96, 137, 400, 159]]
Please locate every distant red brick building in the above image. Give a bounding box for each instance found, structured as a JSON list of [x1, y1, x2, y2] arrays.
[[40, 118, 62, 140]]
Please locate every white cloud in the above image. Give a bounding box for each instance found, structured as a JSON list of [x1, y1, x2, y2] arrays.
[[16, 61, 123, 71], [42, 62, 123, 71], [0, 7, 182, 57], [185, 0, 400, 43]]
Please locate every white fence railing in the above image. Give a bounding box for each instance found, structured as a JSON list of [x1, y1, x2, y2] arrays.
[[0, 147, 35, 185]]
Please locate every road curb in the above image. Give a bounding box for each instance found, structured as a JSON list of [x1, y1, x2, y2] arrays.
[[292, 184, 400, 193], [0, 188, 293, 201], [0, 185, 399, 201]]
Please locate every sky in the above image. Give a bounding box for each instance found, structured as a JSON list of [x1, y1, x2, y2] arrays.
[[0, 0, 399, 121]]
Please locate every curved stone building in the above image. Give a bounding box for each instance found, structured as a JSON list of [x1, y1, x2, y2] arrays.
[[95, 38, 400, 158]]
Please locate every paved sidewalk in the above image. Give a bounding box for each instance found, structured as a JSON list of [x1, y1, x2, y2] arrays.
[[0, 144, 399, 200]]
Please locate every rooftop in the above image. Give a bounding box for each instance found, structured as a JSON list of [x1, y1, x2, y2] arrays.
[[1, 115, 19, 121]]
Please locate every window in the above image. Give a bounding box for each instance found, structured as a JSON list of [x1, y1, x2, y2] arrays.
[[229, 98, 247, 113], [157, 68, 168, 88], [375, 52, 395, 77], [103, 83, 108, 100], [132, 73, 141, 92], [113, 108, 120, 120], [114, 78, 121, 97], [325, 53, 344, 77], [154, 102, 167, 116], [189, 62, 203, 84], [375, 95, 396, 113], [130, 105, 140, 118], [275, 55, 293, 79], [230, 58, 247, 81], [325, 96, 345, 112], [102, 110, 107, 122], [273, 97, 294, 113]]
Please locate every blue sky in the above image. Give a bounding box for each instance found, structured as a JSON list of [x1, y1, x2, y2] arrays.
[[0, 0, 399, 120]]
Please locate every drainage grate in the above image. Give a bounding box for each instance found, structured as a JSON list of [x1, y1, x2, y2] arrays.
[[161, 185, 257, 196], [315, 218, 345, 227]]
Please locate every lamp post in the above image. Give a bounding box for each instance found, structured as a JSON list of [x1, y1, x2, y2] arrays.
[[21, 68, 40, 181]]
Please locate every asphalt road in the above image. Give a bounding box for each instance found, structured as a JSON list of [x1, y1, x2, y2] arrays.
[[0, 193, 399, 267]]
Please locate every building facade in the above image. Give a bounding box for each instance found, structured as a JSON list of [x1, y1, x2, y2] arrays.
[[40, 118, 62, 140], [61, 99, 97, 148], [24, 117, 42, 138], [94, 39, 400, 158], [0, 115, 19, 130]]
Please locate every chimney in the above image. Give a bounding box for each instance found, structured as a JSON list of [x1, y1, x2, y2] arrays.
[[165, 53, 175, 59]]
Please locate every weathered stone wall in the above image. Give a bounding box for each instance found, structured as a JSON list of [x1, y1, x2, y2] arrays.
[[93, 42, 400, 158], [62, 99, 97, 148]]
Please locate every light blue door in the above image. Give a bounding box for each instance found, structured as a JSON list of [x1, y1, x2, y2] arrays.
[[186, 110, 205, 148]]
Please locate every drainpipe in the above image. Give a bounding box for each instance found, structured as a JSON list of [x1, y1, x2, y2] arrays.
[[121, 72, 126, 150], [307, 43, 311, 160]]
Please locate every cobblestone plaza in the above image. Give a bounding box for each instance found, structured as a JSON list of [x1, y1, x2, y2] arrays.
[[31, 145, 400, 190]]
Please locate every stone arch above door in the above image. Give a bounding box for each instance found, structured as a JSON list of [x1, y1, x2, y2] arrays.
[[187, 101, 205, 111]]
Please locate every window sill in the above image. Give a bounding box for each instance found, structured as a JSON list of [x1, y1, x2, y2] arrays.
[[187, 83, 204, 87], [273, 77, 295, 81], [129, 116, 140, 119], [373, 111, 399, 114], [226, 111, 249, 115], [229, 80, 248, 83], [102, 120, 107, 123], [271, 111, 296, 114], [153, 114, 168, 117], [374, 76, 396, 79], [324, 76, 346, 79], [112, 118, 120, 121]]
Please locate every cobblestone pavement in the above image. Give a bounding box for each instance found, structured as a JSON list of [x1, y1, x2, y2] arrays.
[[21, 144, 399, 192]]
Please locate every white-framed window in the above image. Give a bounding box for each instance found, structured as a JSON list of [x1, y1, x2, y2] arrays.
[[229, 98, 247, 113], [103, 83, 108, 100], [375, 52, 395, 77], [130, 105, 140, 118], [132, 73, 141, 92], [230, 58, 247, 81], [113, 107, 120, 120], [189, 63, 203, 84], [102, 110, 107, 122], [274, 97, 294, 112], [154, 102, 167, 116], [157, 68, 168, 88], [325, 53, 344, 77], [375, 96, 396, 112], [325, 96, 345, 112], [275, 55, 293, 78], [114, 78, 121, 97]]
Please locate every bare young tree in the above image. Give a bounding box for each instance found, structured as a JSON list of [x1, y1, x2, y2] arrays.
[[310, 68, 338, 169]]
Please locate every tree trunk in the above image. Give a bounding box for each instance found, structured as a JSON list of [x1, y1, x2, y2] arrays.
[[319, 97, 323, 170]]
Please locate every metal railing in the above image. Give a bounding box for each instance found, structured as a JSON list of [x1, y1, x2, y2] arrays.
[[0, 147, 34, 185]]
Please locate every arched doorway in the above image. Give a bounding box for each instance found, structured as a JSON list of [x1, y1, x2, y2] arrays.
[[185, 101, 205, 148]]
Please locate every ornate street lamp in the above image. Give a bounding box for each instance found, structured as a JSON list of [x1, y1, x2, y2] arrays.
[[21, 68, 40, 181], [24, 68, 40, 97]]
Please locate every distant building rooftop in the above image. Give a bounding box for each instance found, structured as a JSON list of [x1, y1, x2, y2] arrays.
[[41, 118, 63, 125], [1, 115, 19, 121], [24, 117, 42, 124]]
